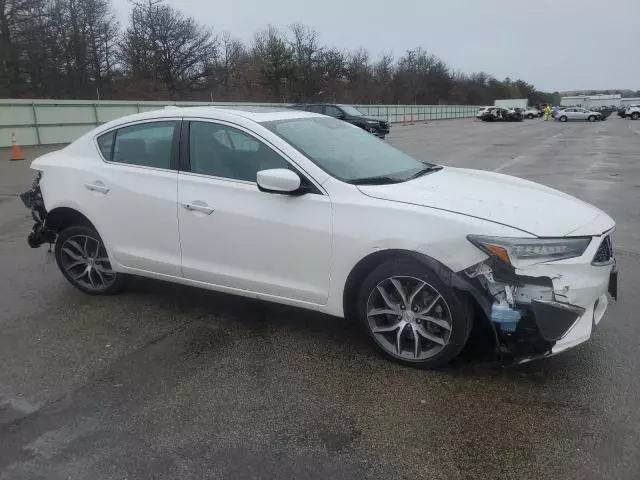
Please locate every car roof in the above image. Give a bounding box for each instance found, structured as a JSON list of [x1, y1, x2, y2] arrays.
[[94, 106, 320, 133]]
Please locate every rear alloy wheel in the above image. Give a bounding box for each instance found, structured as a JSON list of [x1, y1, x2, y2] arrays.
[[588, 115, 596, 122], [632, 112, 640, 120], [559, 115, 568, 122], [357, 260, 472, 368], [55, 225, 126, 295], [527, 114, 534, 119]]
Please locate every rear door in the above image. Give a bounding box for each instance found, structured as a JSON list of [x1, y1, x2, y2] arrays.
[[88, 119, 182, 276], [574, 108, 589, 120]]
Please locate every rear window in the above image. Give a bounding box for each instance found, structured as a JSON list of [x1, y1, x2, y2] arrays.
[[97, 131, 114, 159], [97, 121, 177, 169]]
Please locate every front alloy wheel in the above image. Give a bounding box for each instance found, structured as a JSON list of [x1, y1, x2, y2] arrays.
[[357, 260, 473, 368], [367, 276, 452, 360]]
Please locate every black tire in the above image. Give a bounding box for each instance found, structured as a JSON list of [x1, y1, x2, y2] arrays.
[[559, 115, 568, 122], [527, 113, 534, 119], [588, 115, 596, 122], [378, 134, 386, 140], [356, 258, 473, 369], [632, 112, 640, 120], [55, 225, 126, 295]]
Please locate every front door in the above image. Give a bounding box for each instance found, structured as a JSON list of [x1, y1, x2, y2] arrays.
[[177, 120, 332, 305]]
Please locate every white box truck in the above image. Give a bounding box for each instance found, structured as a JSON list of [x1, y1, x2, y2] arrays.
[[494, 99, 528, 109]]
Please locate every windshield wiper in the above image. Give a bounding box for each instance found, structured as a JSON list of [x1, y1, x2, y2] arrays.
[[405, 165, 443, 181], [348, 176, 404, 185], [348, 165, 442, 185]]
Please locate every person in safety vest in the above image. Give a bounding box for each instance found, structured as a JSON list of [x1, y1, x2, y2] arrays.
[[543, 104, 552, 121]]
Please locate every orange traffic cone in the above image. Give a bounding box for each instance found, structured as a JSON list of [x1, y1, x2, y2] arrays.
[[10, 133, 24, 161]]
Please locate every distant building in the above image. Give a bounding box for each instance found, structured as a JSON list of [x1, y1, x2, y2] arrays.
[[560, 94, 621, 108], [621, 97, 640, 107]]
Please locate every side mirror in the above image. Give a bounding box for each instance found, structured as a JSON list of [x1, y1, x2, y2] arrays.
[[257, 169, 302, 195]]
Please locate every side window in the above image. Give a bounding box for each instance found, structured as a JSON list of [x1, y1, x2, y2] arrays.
[[189, 121, 290, 182], [307, 105, 324, 114], [324, 106, 343, 118], [97, 131, 115, 160], [111, 121, 176, 169]]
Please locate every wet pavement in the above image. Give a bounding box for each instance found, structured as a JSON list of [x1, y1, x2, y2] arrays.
[[1, 117, 639, 479]]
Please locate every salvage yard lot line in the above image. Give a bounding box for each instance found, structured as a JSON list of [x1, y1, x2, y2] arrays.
[[492, 129, 567, 173]]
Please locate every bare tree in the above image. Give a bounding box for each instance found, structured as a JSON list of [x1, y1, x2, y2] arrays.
[[0, 0, 41, 96], [373, 53, 394, 103], [289, 23, 321, 101], [1, 0, 557, 104], [345, 47, 373, 102], [120, 0, 217, 97]]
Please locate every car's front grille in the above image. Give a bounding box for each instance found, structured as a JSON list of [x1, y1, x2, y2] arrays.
[[592, 236, 613, 265]]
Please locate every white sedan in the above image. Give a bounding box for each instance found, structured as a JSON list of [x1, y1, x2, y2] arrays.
[[21, 107, 617, 368], [555, 107, 602, 122]]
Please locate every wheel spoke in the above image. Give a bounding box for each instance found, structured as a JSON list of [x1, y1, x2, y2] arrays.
[[94, 263, 114, 274], [407, 282, 425, 309], [66, 260, 86, 269], [62, 247, 83, 262], [390, 278, 408, 306], [395, 322, 407, 354], [93, 265, 106, 285], [83, 236, 90, 257], [65, 240, 85, 257], [87, 268, 97, 288], [73, 266, 90, 281], [415, 324, 446, 346], [94, 257, 110, 263], [411, 325, 420, 358], [416, 314, 451, 331], [373, 320, 405, 333], [376, 285, 398, 310], [368, 307, 398, 317], [419, 294, 442, 315]]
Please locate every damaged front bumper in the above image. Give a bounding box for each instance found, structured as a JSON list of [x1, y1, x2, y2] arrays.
[[463, 233, 618, 364]]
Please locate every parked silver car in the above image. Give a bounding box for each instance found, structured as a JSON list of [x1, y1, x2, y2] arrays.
[[555, 107, 601, 122]]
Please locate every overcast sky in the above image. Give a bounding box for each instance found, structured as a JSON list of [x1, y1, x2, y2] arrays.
[[112, 0, 640, 92]]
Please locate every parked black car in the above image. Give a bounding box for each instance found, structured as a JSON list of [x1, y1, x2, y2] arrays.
[[289, 104, 391, 138], [480, 107, 523, 122]]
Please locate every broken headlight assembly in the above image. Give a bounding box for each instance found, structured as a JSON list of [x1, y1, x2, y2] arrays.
[[467, 235, 591, 268]]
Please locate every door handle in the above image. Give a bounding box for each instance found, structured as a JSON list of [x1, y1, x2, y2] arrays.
[[183, 201, 214, 215], [84, 181, 110, 194]]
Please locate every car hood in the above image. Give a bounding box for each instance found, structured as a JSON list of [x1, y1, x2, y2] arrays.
[[357, 167, 611, 237]]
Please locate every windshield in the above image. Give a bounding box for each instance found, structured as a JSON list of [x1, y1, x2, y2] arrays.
[[339, 105, 364, 116], [263, 117, 436, 183]]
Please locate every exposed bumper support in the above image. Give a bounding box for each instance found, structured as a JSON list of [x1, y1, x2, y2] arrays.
[[530, 300, 585, 341]]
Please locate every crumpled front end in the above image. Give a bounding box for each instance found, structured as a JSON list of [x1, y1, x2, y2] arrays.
[[20, 171, 56, 248], [463, 231, 617, 363]]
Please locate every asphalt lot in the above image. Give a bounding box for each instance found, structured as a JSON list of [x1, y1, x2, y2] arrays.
[[1, 116, 640, 480]]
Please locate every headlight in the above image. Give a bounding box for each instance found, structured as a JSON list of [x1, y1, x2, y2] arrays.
[[467, 235, 591, 267], [365, 120, 379, 125]]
